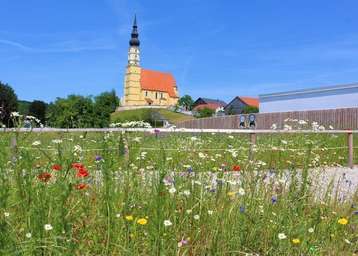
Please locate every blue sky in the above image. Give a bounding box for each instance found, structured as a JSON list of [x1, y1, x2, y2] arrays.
[[1, 0, 358, 103]]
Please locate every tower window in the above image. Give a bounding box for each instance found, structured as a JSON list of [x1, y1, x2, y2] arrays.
[[155, 92, 158, 99], [145, 91, 148, 97], [161, 93, 163, 99]]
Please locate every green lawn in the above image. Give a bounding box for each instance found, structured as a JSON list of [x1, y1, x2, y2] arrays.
[[110, 108, 194, 126]]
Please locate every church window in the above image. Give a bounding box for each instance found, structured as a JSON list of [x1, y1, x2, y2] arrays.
[[145, 91, 148, 97], [161, 93, 163, 99], [155, 92, 158, 99]]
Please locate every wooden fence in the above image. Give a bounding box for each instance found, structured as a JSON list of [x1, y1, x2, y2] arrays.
[[177, 107, 358, 130]]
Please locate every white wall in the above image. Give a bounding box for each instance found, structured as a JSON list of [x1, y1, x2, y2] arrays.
[[260, 92, 358, 113]]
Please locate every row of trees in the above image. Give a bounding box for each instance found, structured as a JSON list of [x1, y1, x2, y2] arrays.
[[0, 81, 119, 128], [47, 91, 119, 128]]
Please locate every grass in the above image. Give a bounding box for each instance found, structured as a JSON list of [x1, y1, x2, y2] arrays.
[[110, 108, 193, 126], [156, 109, 194, 124], [0, 130, 357, 255]]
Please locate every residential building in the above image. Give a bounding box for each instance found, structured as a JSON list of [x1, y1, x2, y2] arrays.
[[192, 98, 226, 111], [259, 83, 358, 113], [224, 96, 259, 114]]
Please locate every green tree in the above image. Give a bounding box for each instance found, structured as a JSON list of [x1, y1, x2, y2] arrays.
[[241, 106, 259, 114], [47, 95, 95, 128], [178, 95, 194, 111], [28, 100, 47, 124], [18, 100, 31, 116], [0, 81, 18, 127], [93, 90, 119, 127], [197, 107, 215, 118]]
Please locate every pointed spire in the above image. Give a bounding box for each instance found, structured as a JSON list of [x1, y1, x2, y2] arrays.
[[133, 14, 137, 27], [129, 15, 140, 47]]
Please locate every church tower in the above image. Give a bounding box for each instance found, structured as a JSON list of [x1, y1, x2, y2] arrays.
[[121, 15, 179, 108], [123, 15, 142, 106]]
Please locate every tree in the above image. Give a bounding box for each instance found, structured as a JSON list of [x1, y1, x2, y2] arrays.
[[0, 81, 18, 127], [241, 106, 259, 114], [197, 107, 215, 118], [47, 95, 95, 128], [178, 95, 194, 111], [93, 90, 119, 127], [28, 100, 47, 124]]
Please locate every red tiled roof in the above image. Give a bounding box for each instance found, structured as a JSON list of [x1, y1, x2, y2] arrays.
[[239, 97, 259, 108], [193, 103, 223, 111], [140, 69, 178, 98]]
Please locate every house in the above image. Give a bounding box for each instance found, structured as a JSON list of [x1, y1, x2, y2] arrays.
[[224, 96, 259, 114], [192, 98, 227, 111], [123, 16, 179, 107], [259, 83, 358, 113]]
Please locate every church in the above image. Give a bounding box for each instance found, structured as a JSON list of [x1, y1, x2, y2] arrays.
[[122, 16, 179, 107]]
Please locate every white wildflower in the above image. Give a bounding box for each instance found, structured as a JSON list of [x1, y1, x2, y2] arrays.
[[73, 145, 82, 153], [11, 112, 20, 117], [52, 139, 63, 144], [25, 232, 32, 238], [44, 224, 53, 231], [193, 215, 200, 220], [198, 152, 206, 159], [190, 136, 198, 141], [308, 227, 314, 233], [163, 220, 172, 226], [278, 233, 287, 240], [183, 190, 191, 196], [208, 210, 213, 215], [169, 187, 176, 194], [4, 212, 9, 217], [238, 188, 245, 196], [32, 141, 41, 146]]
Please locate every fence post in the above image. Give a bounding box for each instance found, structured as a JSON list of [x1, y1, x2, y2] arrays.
[[347, 131, 354, 168], [10, 136, 17, 164], [249, 133, 257, 160]]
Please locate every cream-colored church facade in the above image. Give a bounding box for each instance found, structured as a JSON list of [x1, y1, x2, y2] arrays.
[[123, 16, 179, 107]]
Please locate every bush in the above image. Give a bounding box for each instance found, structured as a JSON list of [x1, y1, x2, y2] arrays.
[[242, 105, 259, 114], [196, 107, 215, 118]]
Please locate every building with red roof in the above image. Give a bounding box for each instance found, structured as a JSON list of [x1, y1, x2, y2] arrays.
[[224, 96, 259, 114], [123, 16, 179, 107]]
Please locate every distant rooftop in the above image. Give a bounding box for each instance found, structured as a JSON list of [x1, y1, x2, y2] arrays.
[[195, 97, 227, 106]]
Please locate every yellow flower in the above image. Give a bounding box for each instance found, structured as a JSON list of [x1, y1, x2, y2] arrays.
[[292, 238, 300, 244], [227, 192, 235, 197], [338, 217, 348, 225], [137, 218, 148, 225], [125, 215, 134, 221]]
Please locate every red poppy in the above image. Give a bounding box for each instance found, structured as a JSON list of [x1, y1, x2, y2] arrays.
[[37, 172, 52, 182], [51, 164, 62, 171], [72, 163, 84, 170], [75, 183, 88, 190], [232, 165, 241, 172], [76, 167, 89, 178]]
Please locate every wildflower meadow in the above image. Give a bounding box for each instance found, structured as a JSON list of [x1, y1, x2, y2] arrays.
[[0, 122, 357, 255]]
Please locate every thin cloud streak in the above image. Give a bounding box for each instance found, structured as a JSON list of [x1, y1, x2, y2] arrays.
[[0, 39, 116, 53]]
